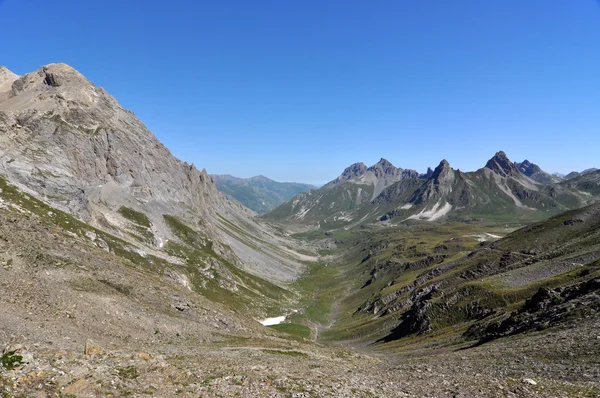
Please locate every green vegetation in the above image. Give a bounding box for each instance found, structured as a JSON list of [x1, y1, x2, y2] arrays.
[[0, 350, 23, 370], [162, 214, 294, 317], [118, 206, 151, 227], [268, 323, 312, 339], [116, 366, 139, 379]]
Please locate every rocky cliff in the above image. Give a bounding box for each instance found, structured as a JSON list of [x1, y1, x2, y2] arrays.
[[0, 64, 306, 281]]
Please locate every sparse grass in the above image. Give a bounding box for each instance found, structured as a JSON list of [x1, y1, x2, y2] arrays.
[[0, 350, 23, 370], [263, 349, 308, 357], [162, 213, 295, 318], [268, 323, 312, 339], [118, 206, 151, 227], [116, 365, 139, 379]]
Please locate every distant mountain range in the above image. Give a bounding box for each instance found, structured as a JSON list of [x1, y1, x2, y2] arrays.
[[263, 151, 599, 228], [212, 174, 315, 214]]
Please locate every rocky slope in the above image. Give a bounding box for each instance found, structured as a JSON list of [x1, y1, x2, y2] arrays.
[[0, 63, 307, 281], [1, 178, 598, 397], [212, 174, 315, 214]]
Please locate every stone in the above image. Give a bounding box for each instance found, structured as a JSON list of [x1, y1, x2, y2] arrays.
[[84, 339, 104, 356], [64, 379, 91, 395], [522, 378, 537, 386]]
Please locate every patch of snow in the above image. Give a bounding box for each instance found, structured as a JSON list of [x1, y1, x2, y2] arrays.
[[294, 206, 310, 220], [467, 233, 502, 242], [334, 212, 354, 222], [406, 201, 452, 222], [259, 316, 286, 326], [400, 203, 413, 210], [132, 248, 147, 258]]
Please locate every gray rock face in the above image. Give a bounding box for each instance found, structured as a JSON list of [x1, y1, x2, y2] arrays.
[[485, 151, 520, 177], [327, 162, 367, 186], [409, 159, 457, 205], [0, 63, 224, 218], [514, 160, 558, 184], [0, 63, 306, 281]]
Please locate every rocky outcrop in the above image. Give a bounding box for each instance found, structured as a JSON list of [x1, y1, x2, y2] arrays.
[[465, 277, 600, 344]]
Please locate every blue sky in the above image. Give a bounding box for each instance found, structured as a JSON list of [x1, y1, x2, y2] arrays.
[[1, 1, 599, 185]]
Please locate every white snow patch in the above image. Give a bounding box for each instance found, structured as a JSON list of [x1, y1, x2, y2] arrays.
[[406, 201, 452, 222], [334, 212, 354, 222], [400, 203, 413, 210], [468, 233, 502, 242], [294, 206, 310, 220], [259, 316, 286, 326]]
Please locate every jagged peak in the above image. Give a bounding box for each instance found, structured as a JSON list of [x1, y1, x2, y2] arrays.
[[517, 159, 532, 167], [431, 159, 452, 180], [323, 162, 367, 188], [341, 162, 367, 177], [369, 158, 394, 169], [9, 63, 92, 96], [367, 158, 401, 179], [485, 151, 519, 178]]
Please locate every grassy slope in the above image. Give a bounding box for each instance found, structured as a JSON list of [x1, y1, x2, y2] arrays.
[[282, 203, 600, 352], [0, 176, 298, 322]]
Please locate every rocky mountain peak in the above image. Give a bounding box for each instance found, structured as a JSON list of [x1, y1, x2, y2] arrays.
[[431, 159, 452, 181], [515, 159, 541, 175], [0, 66, 18, 82], [10, 63, 90, 95], [0, 66, 19, 102], [371, 158, 394, 168], [424, 167, 434, 179], [250, 175, 271, 183], [340, 162, 367, 179], [0, 63, 233, 222], [368, 158, 399, 179], [485, 151, 519, 178]]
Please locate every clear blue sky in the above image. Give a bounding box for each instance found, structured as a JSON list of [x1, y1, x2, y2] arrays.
[[1, 1, 599, 185]]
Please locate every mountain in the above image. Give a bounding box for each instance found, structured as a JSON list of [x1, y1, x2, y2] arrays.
[[559, 169, 600, 196], [262, 158, 419, 227], [265, 151, 596, 229], [0, 64, 307, 282], [514, 159, 560, 184], [323, 158, 419, 196], [565, 168, 599, 180], [212, 174, 315, 214]]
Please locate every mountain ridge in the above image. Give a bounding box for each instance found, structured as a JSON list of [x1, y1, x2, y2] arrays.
[[264, 150, 598, 228], [212, 173, 315, 213]]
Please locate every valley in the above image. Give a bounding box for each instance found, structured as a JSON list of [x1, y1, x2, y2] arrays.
[[0, 63, 599, 397]]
